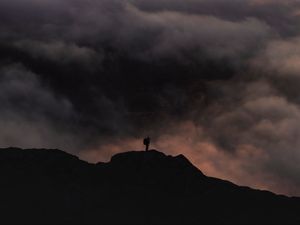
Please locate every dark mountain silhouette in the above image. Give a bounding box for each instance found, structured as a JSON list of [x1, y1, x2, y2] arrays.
[[0, 148, 299, 224]]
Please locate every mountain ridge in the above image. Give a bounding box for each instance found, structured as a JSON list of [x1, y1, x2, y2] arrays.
[[0, 147, 299, 224]]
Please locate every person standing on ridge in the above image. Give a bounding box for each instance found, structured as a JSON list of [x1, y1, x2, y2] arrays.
[[143, 137, 150, 151]]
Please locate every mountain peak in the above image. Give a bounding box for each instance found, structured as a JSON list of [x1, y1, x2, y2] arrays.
[[107, 150, 206, 194], [110, 149, 166, 162], [110, 149, 203, 175]]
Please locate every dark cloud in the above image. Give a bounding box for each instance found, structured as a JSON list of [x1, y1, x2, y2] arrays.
[[0, 64, 77, 149], [131, 0, 300, 36], [1, 0, 300, 196]]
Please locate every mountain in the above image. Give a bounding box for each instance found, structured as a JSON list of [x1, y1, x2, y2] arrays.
[[0, 147, 299, 224]]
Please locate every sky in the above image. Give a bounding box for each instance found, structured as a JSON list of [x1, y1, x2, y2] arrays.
[[1, 0, 300, 196]]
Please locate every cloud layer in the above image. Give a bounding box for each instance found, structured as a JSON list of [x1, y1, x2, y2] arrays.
[[1, 0, 300, 196]]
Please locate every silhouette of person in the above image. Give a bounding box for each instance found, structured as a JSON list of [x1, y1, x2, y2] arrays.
[[143, 137, 150, 151]]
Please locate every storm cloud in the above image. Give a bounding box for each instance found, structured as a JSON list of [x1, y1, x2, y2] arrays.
[[1, 0, 300, 196]]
